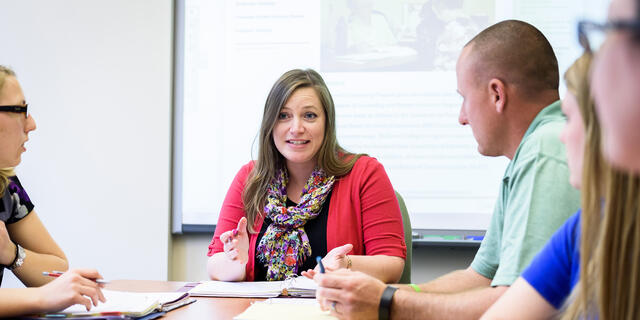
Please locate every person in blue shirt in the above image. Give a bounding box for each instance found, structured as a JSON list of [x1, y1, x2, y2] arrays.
[[483, 41, 640, 320]]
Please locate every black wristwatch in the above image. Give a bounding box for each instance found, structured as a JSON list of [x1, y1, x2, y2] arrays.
[[379, 285, 398, 320]]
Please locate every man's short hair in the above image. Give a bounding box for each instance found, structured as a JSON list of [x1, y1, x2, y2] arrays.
[[465, 20, 559, 97]]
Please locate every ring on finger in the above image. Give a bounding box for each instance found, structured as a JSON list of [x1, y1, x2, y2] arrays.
[[331, 301, 338, 313]]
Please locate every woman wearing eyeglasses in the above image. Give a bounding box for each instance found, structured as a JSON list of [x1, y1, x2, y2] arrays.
[[483, 44, 640, 320], [590, 0, 640, 172], [0, 65, 105, 317]]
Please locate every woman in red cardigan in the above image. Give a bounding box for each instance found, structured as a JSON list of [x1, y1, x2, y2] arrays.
[[206, 69, 406, 283]]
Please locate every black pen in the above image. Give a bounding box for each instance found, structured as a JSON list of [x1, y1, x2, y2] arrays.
[[316, 256, 325, 273]]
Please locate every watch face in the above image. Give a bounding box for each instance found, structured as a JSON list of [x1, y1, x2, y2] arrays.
[[11, 244, 25, 269]]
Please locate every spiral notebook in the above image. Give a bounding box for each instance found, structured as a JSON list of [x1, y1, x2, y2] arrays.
[[190, 276, 317, 298], [26, 290, 194, 319]]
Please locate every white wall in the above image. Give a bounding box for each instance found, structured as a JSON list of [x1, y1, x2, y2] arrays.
[[0, 0, 173, 286]]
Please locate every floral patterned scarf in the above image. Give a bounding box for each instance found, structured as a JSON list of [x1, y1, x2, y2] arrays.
[[257, 167, 335, 280]]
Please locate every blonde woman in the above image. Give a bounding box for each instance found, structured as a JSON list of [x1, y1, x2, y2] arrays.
[[0, 65, 105, 317], [483, 51, 640, 319]]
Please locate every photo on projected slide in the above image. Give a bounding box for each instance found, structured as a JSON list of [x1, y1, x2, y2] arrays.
[[321, 0, 495, 72]]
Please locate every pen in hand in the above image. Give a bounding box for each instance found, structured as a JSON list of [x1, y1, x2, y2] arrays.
[[43, 271, 109, 284], [316, 256, 325, 273]]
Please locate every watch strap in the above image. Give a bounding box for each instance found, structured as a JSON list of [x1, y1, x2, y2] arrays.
[[379, 285, 398, 320], [1, 242, 18, 270]]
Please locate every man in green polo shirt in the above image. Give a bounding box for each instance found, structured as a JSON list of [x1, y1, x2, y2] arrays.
[[312, 20, 580, 320]]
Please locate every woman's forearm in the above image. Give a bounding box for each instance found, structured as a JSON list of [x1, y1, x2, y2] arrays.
[[350, 255, 405, 283], [7, 212, 69, 287], [206, 252, 247, 281], [13, 249, 68, 287]]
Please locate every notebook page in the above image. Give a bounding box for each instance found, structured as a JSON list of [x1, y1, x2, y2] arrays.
[[190, 280, 284, 297], [143, 291, 189, 305], [234, 298, 336, 320], [61, 289, 159, 316]]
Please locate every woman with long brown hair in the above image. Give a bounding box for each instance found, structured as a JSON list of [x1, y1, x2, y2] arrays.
[[206, 69, 406, 283]]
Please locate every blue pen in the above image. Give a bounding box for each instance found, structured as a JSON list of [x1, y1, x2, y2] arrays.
[[316, 256, 325, 273]]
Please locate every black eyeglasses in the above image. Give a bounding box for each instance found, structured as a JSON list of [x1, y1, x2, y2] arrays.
[[578, 19, 640, 53], [0, 105, 29, 118]]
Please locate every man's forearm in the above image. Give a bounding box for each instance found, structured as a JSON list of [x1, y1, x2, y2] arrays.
[[412, 267, 492, 294], [391, 285, 509, 320]]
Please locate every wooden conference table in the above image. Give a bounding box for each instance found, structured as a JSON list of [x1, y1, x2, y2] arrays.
[[106, 280, 265, 319]]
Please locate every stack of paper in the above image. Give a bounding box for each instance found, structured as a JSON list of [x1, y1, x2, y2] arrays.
[[190, 276, 318, 298], [282, 276, 317, 298], [234, 298, 337, 320]]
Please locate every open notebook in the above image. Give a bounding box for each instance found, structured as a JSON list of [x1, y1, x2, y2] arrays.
[[190, 276, 317, 298], [29, 290, 194, 319]]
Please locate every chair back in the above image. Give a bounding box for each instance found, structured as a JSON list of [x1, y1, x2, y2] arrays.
[[395, 191, 412, 284]]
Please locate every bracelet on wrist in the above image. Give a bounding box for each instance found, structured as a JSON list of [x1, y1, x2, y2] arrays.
[[8, 243, 25, 270], [408, 283, 421, 292], [345, 255, 352, 269], [379, 285, 398, 320]]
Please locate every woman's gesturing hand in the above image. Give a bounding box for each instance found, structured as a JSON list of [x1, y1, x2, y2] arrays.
[[220, 217, 250, 264], [302, 244, 353, 279]]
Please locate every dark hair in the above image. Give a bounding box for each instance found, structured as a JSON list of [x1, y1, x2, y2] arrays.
[[242, 69, 363, 233], [636, 0, 640, 40], [465, 20, 559, 98]]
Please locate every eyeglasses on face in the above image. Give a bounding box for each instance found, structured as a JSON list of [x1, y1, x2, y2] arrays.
[[578, 19, 640, 53], [0, 104, 29, 118]]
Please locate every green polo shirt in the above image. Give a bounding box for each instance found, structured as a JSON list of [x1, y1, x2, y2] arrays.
[[470, 100, 581, 286]]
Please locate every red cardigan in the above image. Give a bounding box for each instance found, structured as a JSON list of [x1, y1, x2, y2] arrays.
[[207, 156, 407, 281]]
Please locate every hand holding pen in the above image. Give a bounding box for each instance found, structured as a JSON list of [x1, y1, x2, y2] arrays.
[[37, 268, 107, 312], [220, 217, 249, 264], [43, 271, 109, 284]]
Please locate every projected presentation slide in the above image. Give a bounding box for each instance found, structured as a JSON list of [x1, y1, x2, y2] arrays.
[[175, 0, 607, 231]]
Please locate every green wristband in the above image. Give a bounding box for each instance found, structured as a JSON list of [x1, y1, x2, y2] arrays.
[[408, 283, 421, 292]]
